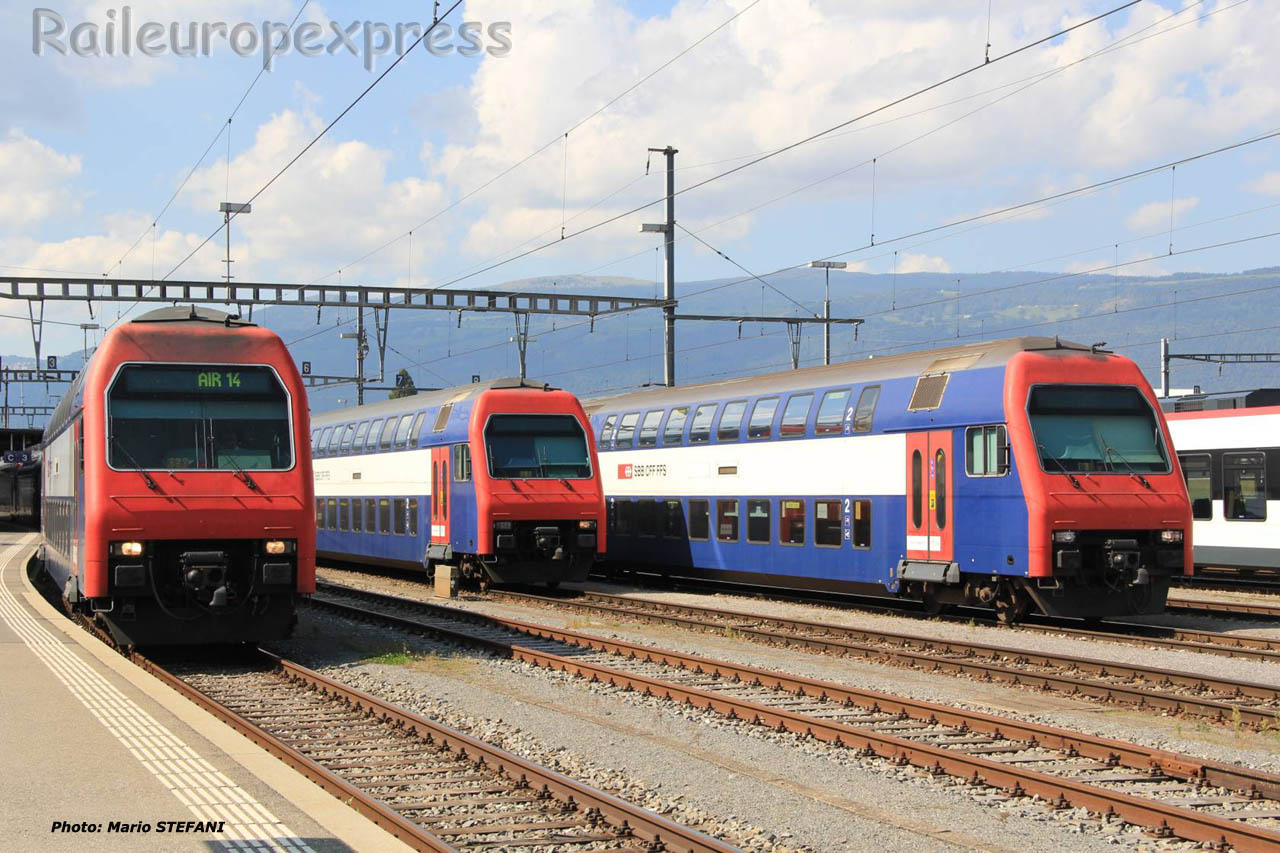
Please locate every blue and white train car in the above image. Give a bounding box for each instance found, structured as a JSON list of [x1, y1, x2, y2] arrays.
[[585, 337, 1192, 622]]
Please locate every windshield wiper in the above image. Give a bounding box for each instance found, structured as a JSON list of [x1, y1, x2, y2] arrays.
[[221, 451, 261, 492], [109, 432, 159, 491], [1099, 433, 1152, 490], [1037, 443, 1082, 490]]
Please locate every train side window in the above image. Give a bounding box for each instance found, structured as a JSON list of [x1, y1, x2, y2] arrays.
[[746, 499, 770, 543], [1224, 452, 1266, 521], [378, 498, 392, 533], [379, 418, 399, 450], [408, 498, 419, 537], [935, 449, 947, 530], [317, 427, 334, 456], [616, 500, 635, 535], [717, 499, 740, 542], [688, 500, 710, 540], [365, 499, 376, 532], [852, 386, 880, 433], [748, 397, 779, 440], [614, 412, 640, 449], [338, 424, 357, 453], [408, 412, 427, 448], [662, 407, 689, 444], [433, 404, 453, 432], [965, 425, 1009, 476], [780, 393, 813, 437], [638, 411, 663, 447], [453, 444, 472, 481], [339, 499, 350, 531], [364, 420, 383, 451], [814, 500, 842, 547], [815, 389, 851, 435], [1179, 453, 1212, 520], [326, 498, 338, 530], [353, 421, 372, 452], [853, 499, 872, 548], [638, 499, 659, 536], [315, 499, 325, 528], [393, 498, 407, 535], [689, 404, 717, 444], [911, 450, 923, 529], [780, 499, 805, 545], [310, 430, 319, 451], [717, 401, 747, 442], [662, 500, 686, 538], [393, 415, 415, 449], [599, 415, 617, 447], [327, 427, 345, 455], [351, 498, 363, 532]]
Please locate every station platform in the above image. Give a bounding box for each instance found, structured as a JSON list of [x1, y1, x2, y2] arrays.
[[0, 529, 411, 853]]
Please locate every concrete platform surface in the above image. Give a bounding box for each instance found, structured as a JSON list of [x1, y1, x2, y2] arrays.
[[0, 529, 411, 853]]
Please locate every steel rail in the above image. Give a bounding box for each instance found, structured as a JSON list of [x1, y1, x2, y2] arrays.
[[135, 649, 736, 853], [306, 585, 1280, 852], [1168, 596, 1280, 619]]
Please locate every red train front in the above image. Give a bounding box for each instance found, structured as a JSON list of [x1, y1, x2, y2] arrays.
[[41, 306, 315, 647]]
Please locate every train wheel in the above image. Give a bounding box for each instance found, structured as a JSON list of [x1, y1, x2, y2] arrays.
[[922, 591, 951, 616], [545, 580, 560, 590], [995, 587, 1030, 625]]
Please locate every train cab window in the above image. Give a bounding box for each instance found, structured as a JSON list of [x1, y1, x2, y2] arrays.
[[852, 386, 880, 433], [717, 401, 747, 442], [689, 404, 717, 444], [378, 498, 391, 533], [408, 412, 426, 448], [716, 500, 740, 542], [365, 499, 376, 532], [315, 498, 325, 529], [746, 499, 771, 543], [364, 420, 383, 452], [351, 498, 363, 532], [338, 424, 357, 453], [935, 449, 947, 530], [815, 389, 851, 435], [433, 404, 453, 432], [662, 500, 686, 538], [614, 413, 640, 449], [852, 499, 872, 548], [484, 415, 592, 479], [599, 415, 617, 448], [780, 500, 805, 545], [326, 499, 338, 530], [814, 500, 842, 547], [638, 411, 663, 447], [452, 444, 472, 482], [780, 394, 813, 437], [353, 421, 372, 453], [1224, 452, 1267, 521], [339, 499, 350, 530], [1179, 453, 1212, 520], [393, 415, 415, 449], [393, 498, 407, 535], [748, 397, 779, 439], [965, 425, 1009, 476], [379, 418, 399, 450], [689, 499, 710, 540], [317, 427, 334, 456], [408, 498, 419, 537], [638, 500, 659, 536], [1028, 385, 1169, 474], [663, 407, 689, 444], [615, 500, 635, 535]]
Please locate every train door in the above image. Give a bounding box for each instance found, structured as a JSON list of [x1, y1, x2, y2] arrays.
[[904, 431, 954, 562], [430, 445, 451, 547]]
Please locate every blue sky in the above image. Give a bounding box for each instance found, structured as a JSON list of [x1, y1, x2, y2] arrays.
[[2, 0, 1279, 355]]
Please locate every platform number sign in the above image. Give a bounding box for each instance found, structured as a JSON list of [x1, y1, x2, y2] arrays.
[[395, 372, 407, 388], [301, 361, 312, 376], [46, 356, 57, 369]]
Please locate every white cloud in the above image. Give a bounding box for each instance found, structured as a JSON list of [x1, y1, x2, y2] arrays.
[[0, 129, 83, 229], [1245, 171, 1280, 196], [896, 252, 950, 273], [1125, 196, 1198, 232]]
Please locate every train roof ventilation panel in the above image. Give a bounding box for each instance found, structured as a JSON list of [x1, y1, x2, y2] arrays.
[[908, 373, 950, 412]]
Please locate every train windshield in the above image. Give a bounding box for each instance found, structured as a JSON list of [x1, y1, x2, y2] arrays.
[[1028, 385, 1169, 474], [483, 414, 592, 479], [107, 364, 293, 470]]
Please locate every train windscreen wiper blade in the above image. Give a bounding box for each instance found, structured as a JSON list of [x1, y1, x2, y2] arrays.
[[1037, 442, 1081, 490], [1099, 434, 1152, 490], [221, 451, 261, 492], [109, 432, 159, 491]]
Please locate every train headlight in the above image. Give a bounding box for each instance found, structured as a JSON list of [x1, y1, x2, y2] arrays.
[[1160, 529, 1184, 544], [263, 539, 296, 555], [578, 520, 596, 530], [111, 541, 144, 557], [1052, 530, 1077, 544]]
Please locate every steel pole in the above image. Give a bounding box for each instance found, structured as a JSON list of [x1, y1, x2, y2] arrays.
[[823, 267, 831, 366], [1160, 337, 1170, 397], [662, 147, 678, 387], [356, 304, 366, 406]]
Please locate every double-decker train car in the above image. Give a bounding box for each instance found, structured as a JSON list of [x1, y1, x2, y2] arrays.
[[310, 379, 605, 587], [41, 306, 315, 646], [0, 451, 40, 527], [1163, 389, 1280, 577], [586, 337, 1192, 622]]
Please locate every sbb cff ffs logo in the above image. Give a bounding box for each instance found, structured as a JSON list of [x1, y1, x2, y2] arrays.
[[617, 463, 633, 480]]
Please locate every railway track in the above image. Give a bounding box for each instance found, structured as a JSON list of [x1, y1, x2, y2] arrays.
[[136, 649, 735, 853], [1168, 595, 1280, 620], [307, 580, 1280, 851]]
